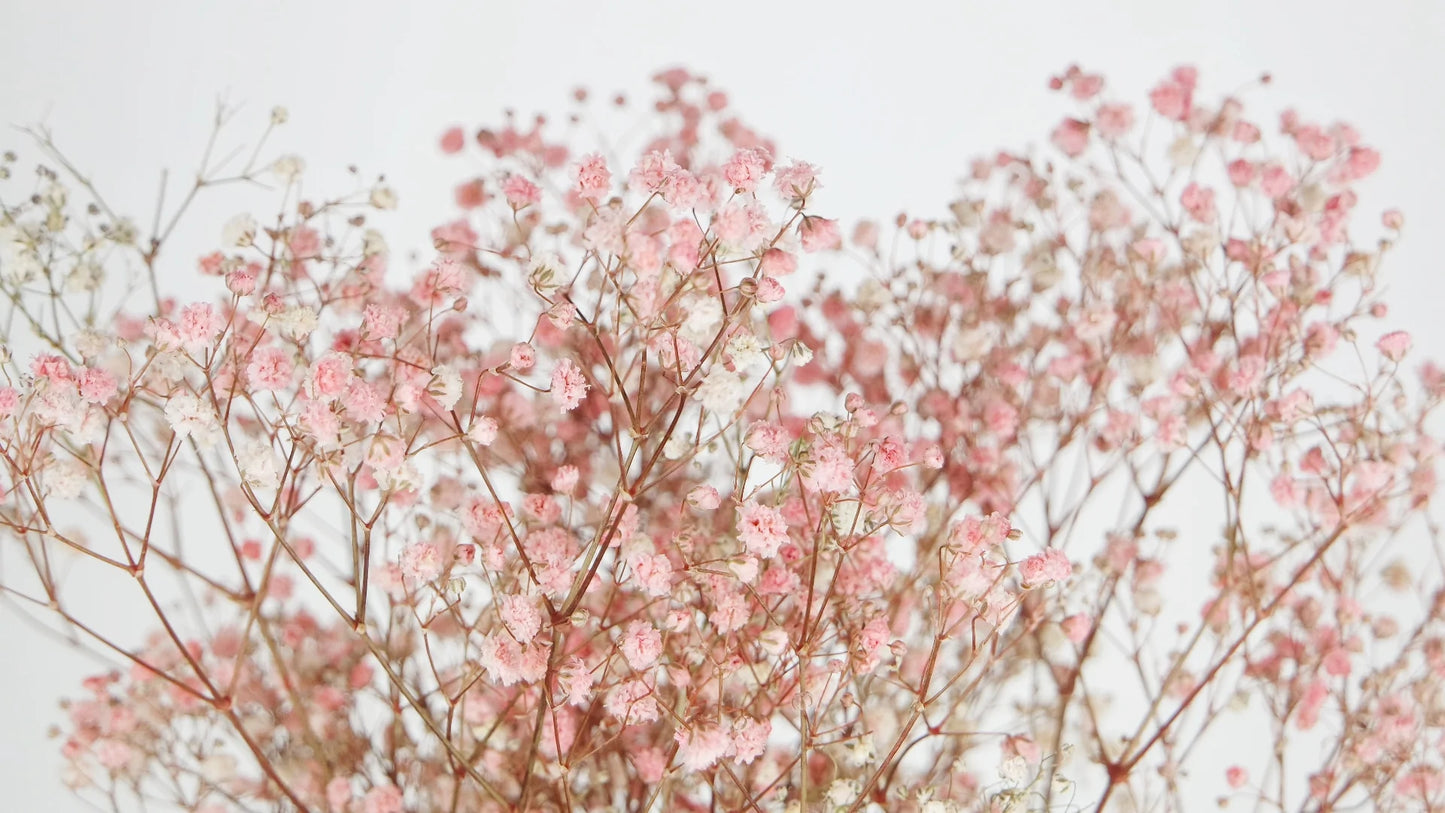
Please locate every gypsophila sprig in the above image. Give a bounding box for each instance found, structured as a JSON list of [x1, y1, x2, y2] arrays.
[[1, 64, 1443, 813]]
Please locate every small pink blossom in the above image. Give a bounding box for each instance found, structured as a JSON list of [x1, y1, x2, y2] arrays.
[[400, 542, 442, 583], [799, 216, 841, 252], [1019, 548, 1072, 588], [510, 342, 536, 370], [77, 368, 117, 404], [439, 126, 465, 154], [503, 174, 542, 209], [1050, 117, 1090, 157], [362, 784, 403, 813], [362, 303, 405, 340], [572, 153, 612, 202], [246, 346, 294, 390], [722, 147, 769, 193], [675, 724, 731, 772], [1378, 330, 1412, 362], [1096, 104, 1135, 139], [772, 160, 819, 200], [308, 353, 352, 398], [550, 359, 589, 411], [737, 501, 789, 558], [687, 484, 721, 510], [618, 621, 662, 671], [1061, 613, 1092, 643]]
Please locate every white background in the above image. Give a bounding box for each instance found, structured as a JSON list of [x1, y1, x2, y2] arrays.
[[2, 1, 1443, 808]]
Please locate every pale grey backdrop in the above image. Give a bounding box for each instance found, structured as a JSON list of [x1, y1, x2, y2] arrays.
[[2, 1, 1442, 808]]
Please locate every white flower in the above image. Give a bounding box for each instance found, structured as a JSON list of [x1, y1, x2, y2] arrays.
[[72, 330, 108, 360], [829, 499, 865, 534], [199, 753, 237, 784], [147, 351, 189, 387], [237, 439, 280, 491], [952, 326, 994, 361], [369, 185, 398, 210], [222, 213, 258, 248], [726, 333, 769, 373], [1168, 136, 1200, 169], [825, 778, 859, 808], [272, 155, 306, 183], [695, 368, 745, 416], [374, 460, 420, 492], [164, 392, 221, 449], [679, 297, 723, 345], [270, 106, 289, 125], [847, 737, 876, 768], [274, 306, 317, 341], [999, 754, 1028, 786], [527, 252, 563, 294], [856, 279, 892, 312], [789, 341, 813, 367], [663, 431, 693, 460], [45, 455, 89, 499], [64, 260, 104, 293], [467, 416, 498, 446], [43, 181, 68, 209], [0, 226, 42, 284], [361, 229, 388, 257], [427, 364, 462, 410]]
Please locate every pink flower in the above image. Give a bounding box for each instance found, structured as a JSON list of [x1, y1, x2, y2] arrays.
[[629, 552, 674, 597], [799, 216, 841, 252], [1096, 104, 1134, 139], [178, 303, 221, 351], [758, 247, 797, 276], [773, 160, 819, 200], [326, 777, 353, 811], [629, 150, 678, 194], [77, 368, 117, 404], [687, 484, 721, 510], [308, 353, 352, 398], [737, 501, 789, 558], [722, 147, 769, 193], [503, 174, 542, 209], [1378, 330, 1412, 362], [573, 153, 611, 202], [632, 748, 667, 783], [510, 342, 536, 370], [1050, 117, 1090, 157], [605, 680, 659, 725], [225, 265, 257, 296], [619, 621, 662, 670], [676, 724, 731, 771], [409, 257, 465, 307], [1019, 548, 1072, 588], [550, 464, 579, 494], [400, 542, 442, 583], [439, 126, 465, 154], [550, 359, 589, 411], [1227, 159, 1255, 187], [1061, 613, 1092, 643], [857, 617, 890, 659], [362, 303, 405, 340], [731, 718, 770, 765], [1149, 76, 1193, 122], [246, 346, 294, 390], [363, 784, 403, 813], [1180, 183, 1217, 223], [499, 594, 542, 643], [803, 439, 855, 494], [0, 387, 19, 418]]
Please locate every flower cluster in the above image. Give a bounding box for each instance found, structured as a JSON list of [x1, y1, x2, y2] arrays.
[[0, 64, 1441, 812]]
